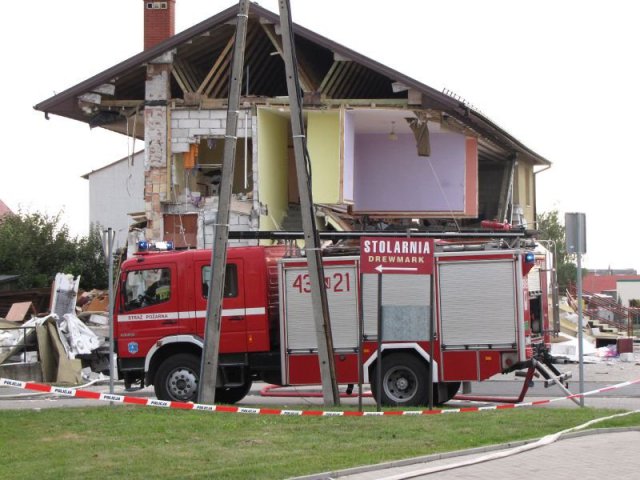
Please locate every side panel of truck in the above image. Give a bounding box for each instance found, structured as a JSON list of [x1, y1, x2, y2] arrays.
[[280, 258, 360, 385], [436, 253, 524, 382], [280, 250, 526, 388]]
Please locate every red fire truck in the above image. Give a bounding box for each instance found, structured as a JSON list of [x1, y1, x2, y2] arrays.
[[113, 238, 559, 406]]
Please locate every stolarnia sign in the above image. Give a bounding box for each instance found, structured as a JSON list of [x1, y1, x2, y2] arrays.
[[359, 237, 434, 275]]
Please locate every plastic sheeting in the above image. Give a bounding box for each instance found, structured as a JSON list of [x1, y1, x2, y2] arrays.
[[550, 335, 597, 362], [0, 317, 41, 362], [57, 314, 101, 358], [1, 313, 101, 361]]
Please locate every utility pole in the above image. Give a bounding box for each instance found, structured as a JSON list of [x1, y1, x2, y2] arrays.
[[101, 228, 116, 397], [278, 0, 340, 405], [199, 0, 250, 404]]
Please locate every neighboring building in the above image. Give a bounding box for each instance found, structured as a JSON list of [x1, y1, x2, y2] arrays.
[[35, 2, 551, 248], [582, 273, 640, 307], [616, 279, 640, 307], [0, 199, 13, 220], [81, 151, 146, 249], [587, 268, 637, 276], [0, 275, 20, 292], [583, 274, 640, 295]]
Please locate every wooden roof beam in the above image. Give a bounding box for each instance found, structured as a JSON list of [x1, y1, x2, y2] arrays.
[[321, 61, 347, 98], [242, 24, 270, 93], [260, 22, 315, 92], [172, 60, 193, 95], [210, 25, 260, 98], [197, 34, 235, 95], [341, 63, 362, 98], [328, 61, 358, 98], [318, 60, 338, 95], [181, 59, 202, 91], [99, 99, 145, 108]]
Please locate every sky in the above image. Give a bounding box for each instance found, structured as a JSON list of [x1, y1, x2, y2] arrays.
[[1, 0, 639, 271]]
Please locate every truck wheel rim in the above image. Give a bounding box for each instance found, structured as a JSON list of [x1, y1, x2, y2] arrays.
[[383, 366, 417, 402], [167, 367, 198, 401]]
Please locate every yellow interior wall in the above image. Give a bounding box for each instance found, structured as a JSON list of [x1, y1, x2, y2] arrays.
[[514, 162, 535, 225], [307, 111, 341, 203], [257, 109, 289, 230]]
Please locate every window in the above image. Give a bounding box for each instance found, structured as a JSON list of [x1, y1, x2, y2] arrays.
[[202, 264, 238, 299], [123, 268, 171, 311]]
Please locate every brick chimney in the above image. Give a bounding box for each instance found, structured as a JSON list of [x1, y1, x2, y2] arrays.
[[143, 0, 176, 50]]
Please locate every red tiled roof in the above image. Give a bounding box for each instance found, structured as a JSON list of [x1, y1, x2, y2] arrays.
[[0, 199, 13, 218], [583, 274, 640, 293]]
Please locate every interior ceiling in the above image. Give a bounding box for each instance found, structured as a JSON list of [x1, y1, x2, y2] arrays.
[[348, 109, 444, 135], [349, 109, 411, 134]]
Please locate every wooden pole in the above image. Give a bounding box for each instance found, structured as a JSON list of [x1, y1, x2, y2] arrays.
[[199, 0, 250, 404], [278, 0, 340, 405]]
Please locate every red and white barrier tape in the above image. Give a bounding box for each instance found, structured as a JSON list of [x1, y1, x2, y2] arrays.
[[2, 377, 640, 416]]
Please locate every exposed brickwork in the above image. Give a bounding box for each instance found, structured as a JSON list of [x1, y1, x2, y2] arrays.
[[144, 47, 173, 240], [144, 165, 168, 239], [143, 0, 176, 50], [170, 108, 252, 153]]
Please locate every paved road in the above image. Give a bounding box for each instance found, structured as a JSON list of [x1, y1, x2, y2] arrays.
[[1, 376, 640, 411], [301, 430, 640, 480], [3, 351, 640, 410]]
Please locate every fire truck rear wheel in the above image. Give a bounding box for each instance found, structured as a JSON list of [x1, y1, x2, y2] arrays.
[[371, 353, 428, 407], [154, 353, 200, 402]]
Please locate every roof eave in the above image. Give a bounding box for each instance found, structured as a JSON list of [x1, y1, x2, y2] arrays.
[[34, 2, 550, 166], [34, 4, 240, 114]]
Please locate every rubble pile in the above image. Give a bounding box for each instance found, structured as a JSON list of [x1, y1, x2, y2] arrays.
[[0, 273, 110, 384], [552, 296, 638, 365]]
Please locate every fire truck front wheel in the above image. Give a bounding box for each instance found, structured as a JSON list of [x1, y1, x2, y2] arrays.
[[371, 353, 428, 407], [154, 353, 200, 402]]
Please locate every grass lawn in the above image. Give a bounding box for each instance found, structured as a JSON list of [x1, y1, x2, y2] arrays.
[[1, 405, 638, 479]]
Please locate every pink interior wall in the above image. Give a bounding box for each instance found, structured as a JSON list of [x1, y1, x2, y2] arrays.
[[353, 132, 468, 213]]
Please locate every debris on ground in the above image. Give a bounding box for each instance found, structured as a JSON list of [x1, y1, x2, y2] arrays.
[[4, 302, 37, 322], [0, 272, 110, 384], [550, 334, 597, 362], [77, 289, 109, 313]]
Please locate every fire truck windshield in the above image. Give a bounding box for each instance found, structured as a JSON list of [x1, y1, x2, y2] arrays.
[[124, 268, 172, 310]]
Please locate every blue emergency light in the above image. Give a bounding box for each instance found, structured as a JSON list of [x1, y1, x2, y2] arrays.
[[137, 240, 175, 252], [524, 252, 535, 263]]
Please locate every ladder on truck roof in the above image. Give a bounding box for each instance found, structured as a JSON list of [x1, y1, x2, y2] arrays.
[[228, 229, 534, 241]]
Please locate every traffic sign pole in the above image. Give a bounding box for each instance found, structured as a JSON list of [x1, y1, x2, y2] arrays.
[[376, 272, 383, 412]]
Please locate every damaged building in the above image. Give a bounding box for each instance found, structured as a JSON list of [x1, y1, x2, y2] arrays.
[[35, 1, 550, 247]]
